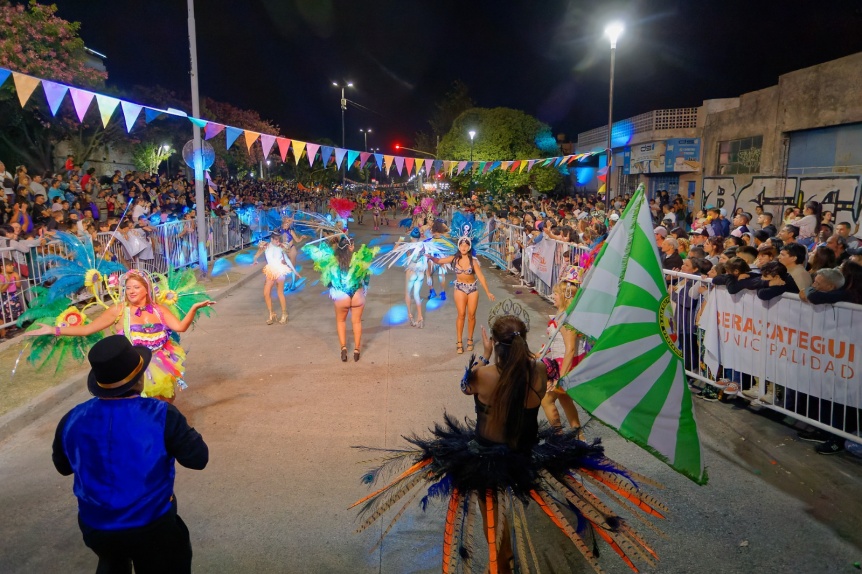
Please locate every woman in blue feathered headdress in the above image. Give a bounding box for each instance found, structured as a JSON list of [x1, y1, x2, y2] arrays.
[[426, 213, 496, 354]]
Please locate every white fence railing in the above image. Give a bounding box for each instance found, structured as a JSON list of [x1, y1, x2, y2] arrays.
[[484, 225, 861, 445], [1, 206, 294, 330]]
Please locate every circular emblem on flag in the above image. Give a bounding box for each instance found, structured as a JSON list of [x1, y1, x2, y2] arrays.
[[658, 295, 683, 359]]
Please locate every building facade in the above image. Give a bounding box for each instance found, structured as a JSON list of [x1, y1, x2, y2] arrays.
[[576, 52, 862, 231]]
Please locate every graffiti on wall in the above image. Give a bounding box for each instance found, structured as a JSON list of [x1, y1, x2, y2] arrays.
[[702, 175, 862, 233]]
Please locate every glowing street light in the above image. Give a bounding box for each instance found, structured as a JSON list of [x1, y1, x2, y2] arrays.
[[333, 81, 354, 186], [360, 128, 372, 152], [604, 21, 623, 201], [468, 130, 476, 162]]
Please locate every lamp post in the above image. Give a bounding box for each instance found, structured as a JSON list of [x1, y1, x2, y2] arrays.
[[604, 21, 623, 203], [332, 81, 354, 186], [187, 0, 208, 276], [468, 130, 476, 162], [160, 144, 170, 178], [360, 128, 372, 152]]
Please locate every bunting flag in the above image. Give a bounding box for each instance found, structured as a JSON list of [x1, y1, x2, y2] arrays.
[[292, 140, 306, 164], [319, 146, 334, 166], [306, 143, 320, 167], [244, 131, 260, 152], [69, 88, 95, 122], [12, 73, 40, 107], [95, 95, 120, 128], [276, 137, 291, 162], [144, 108, 163, 123], [359, 152, 371, 170], [260, 134, 276, 159], [42, 81, 68, 116], [336, 148, 350, 169], [224, 127, 243, 149], [204, 123, 225, 140], [346, 149, 359, 170], [0, 65, 602, 175], [120, 101, 142, 132], [557, 185, 707, 484]]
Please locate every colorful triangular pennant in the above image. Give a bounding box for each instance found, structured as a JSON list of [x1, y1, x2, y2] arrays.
[[276, 137, 291, 162], [383, 155, 395, 174], [359, 152, 371, 170], [335, 148, 348, 169], [374, 154, 384, 171], [260, 134, 276, 159], [0, 69, 11, 89], [244, 131, 260, 152], [69, 88, 95, 122], [188, 117, 207, 129], [120, 101, 142, 132], [394, 156, 405, 176], [306, 143, 320, 167], [225, 126, 243, 149], [319, 146, 334, 166], [42, 81, 68, 116], [144, 108, 163, 123], [346, 149, 359, 170], [204, 123, 225, 140], [425, 159, 434, 174], [12, 73, 41, 107], [292, 141, 307, 164], [95, 94, 120, 128]]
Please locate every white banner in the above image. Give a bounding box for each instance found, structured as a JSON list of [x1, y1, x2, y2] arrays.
[[702, 288, 861, 408], [526, 238, 556, 288]]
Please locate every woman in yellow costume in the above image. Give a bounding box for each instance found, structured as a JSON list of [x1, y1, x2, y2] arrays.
[[21, 232, 214, 401]]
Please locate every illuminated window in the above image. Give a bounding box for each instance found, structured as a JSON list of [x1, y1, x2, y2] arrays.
[[717, 136, 762, 174]]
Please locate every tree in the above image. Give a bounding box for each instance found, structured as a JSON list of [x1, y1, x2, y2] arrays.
[[414, 80, 474, 156], [437, 107, 563, 194], [200, 98, 280, 178], [131, 142, 174, 175], [0, 1, 111, 170]]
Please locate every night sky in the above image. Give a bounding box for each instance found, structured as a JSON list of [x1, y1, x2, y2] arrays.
[[52, 0, 862, 152]]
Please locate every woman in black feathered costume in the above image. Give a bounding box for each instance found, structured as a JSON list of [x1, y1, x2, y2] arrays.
[[352, 301, 667, 574]]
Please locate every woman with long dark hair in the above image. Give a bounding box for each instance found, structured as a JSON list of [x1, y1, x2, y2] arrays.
[[303, 235, 377, 362], [353, 301, 666, 573], [427, 236, 495, 354]]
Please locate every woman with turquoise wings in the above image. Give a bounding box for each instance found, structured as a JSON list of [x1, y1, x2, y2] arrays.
[[303, 235, 378, 363]]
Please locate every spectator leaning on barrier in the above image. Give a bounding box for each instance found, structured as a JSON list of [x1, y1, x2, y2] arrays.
[[799, 262, 862, 305], [777, 243, 812, 291], [661, 237, 683, 271], [755, 261, 799, 301]]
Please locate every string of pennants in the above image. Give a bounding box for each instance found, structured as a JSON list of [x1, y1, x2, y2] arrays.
[[0, 67, 599, 177]]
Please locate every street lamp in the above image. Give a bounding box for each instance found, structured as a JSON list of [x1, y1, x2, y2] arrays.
[[468, 130, 476, 162], [160, 144, 170, 177], [604, 21, 623, 202], [332, 81, 354, 186], [360, 128, 372, 152]]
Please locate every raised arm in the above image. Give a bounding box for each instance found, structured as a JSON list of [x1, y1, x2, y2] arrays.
[[427, 254, 455, 265], [26, 304, 121, 337], [158, 301, 216, 333]]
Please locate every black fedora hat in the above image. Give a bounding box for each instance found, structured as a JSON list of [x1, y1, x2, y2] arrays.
[[87, 335, 152, 398]]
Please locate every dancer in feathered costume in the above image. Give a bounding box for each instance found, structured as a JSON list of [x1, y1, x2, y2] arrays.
[[426, 219, 453, 301], [20, 233, 214, 400], [368, 196, 385, 230], [352, 301, 666, 574], [427, 212, 498, 354], [303, 235, 379, 362], [253, 233, 300, 325], [329, 197, 357, 232]]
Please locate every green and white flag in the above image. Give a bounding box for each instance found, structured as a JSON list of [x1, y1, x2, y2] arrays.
[[559, 185, 707, 484]]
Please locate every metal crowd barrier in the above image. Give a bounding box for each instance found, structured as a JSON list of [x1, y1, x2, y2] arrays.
[[663, 269, 861, 445], [1, 206, 294, 330]]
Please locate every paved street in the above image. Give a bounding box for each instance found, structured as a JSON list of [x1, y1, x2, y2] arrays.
[[1, 224, 861, 573]]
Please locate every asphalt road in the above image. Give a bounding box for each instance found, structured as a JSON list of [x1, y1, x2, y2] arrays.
[[0, 223, 860, 574]]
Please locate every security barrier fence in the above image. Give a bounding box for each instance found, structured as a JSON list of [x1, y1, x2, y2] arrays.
[[486, 221, 861, 446]]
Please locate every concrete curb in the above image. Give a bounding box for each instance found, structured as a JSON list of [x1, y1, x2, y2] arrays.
[[0, 262, 263, 444]]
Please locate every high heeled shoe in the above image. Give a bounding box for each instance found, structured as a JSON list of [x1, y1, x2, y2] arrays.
[[416, 318, 424, 329], [354, 348, 361, 362], [408, 313, 416, 327], [266, 312, 276, 325], [279, 312, 288, 324], [341, 346, 348, 362]]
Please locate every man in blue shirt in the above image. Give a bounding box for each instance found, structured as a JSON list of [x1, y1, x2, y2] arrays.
[[52, 336, 209, 573]]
